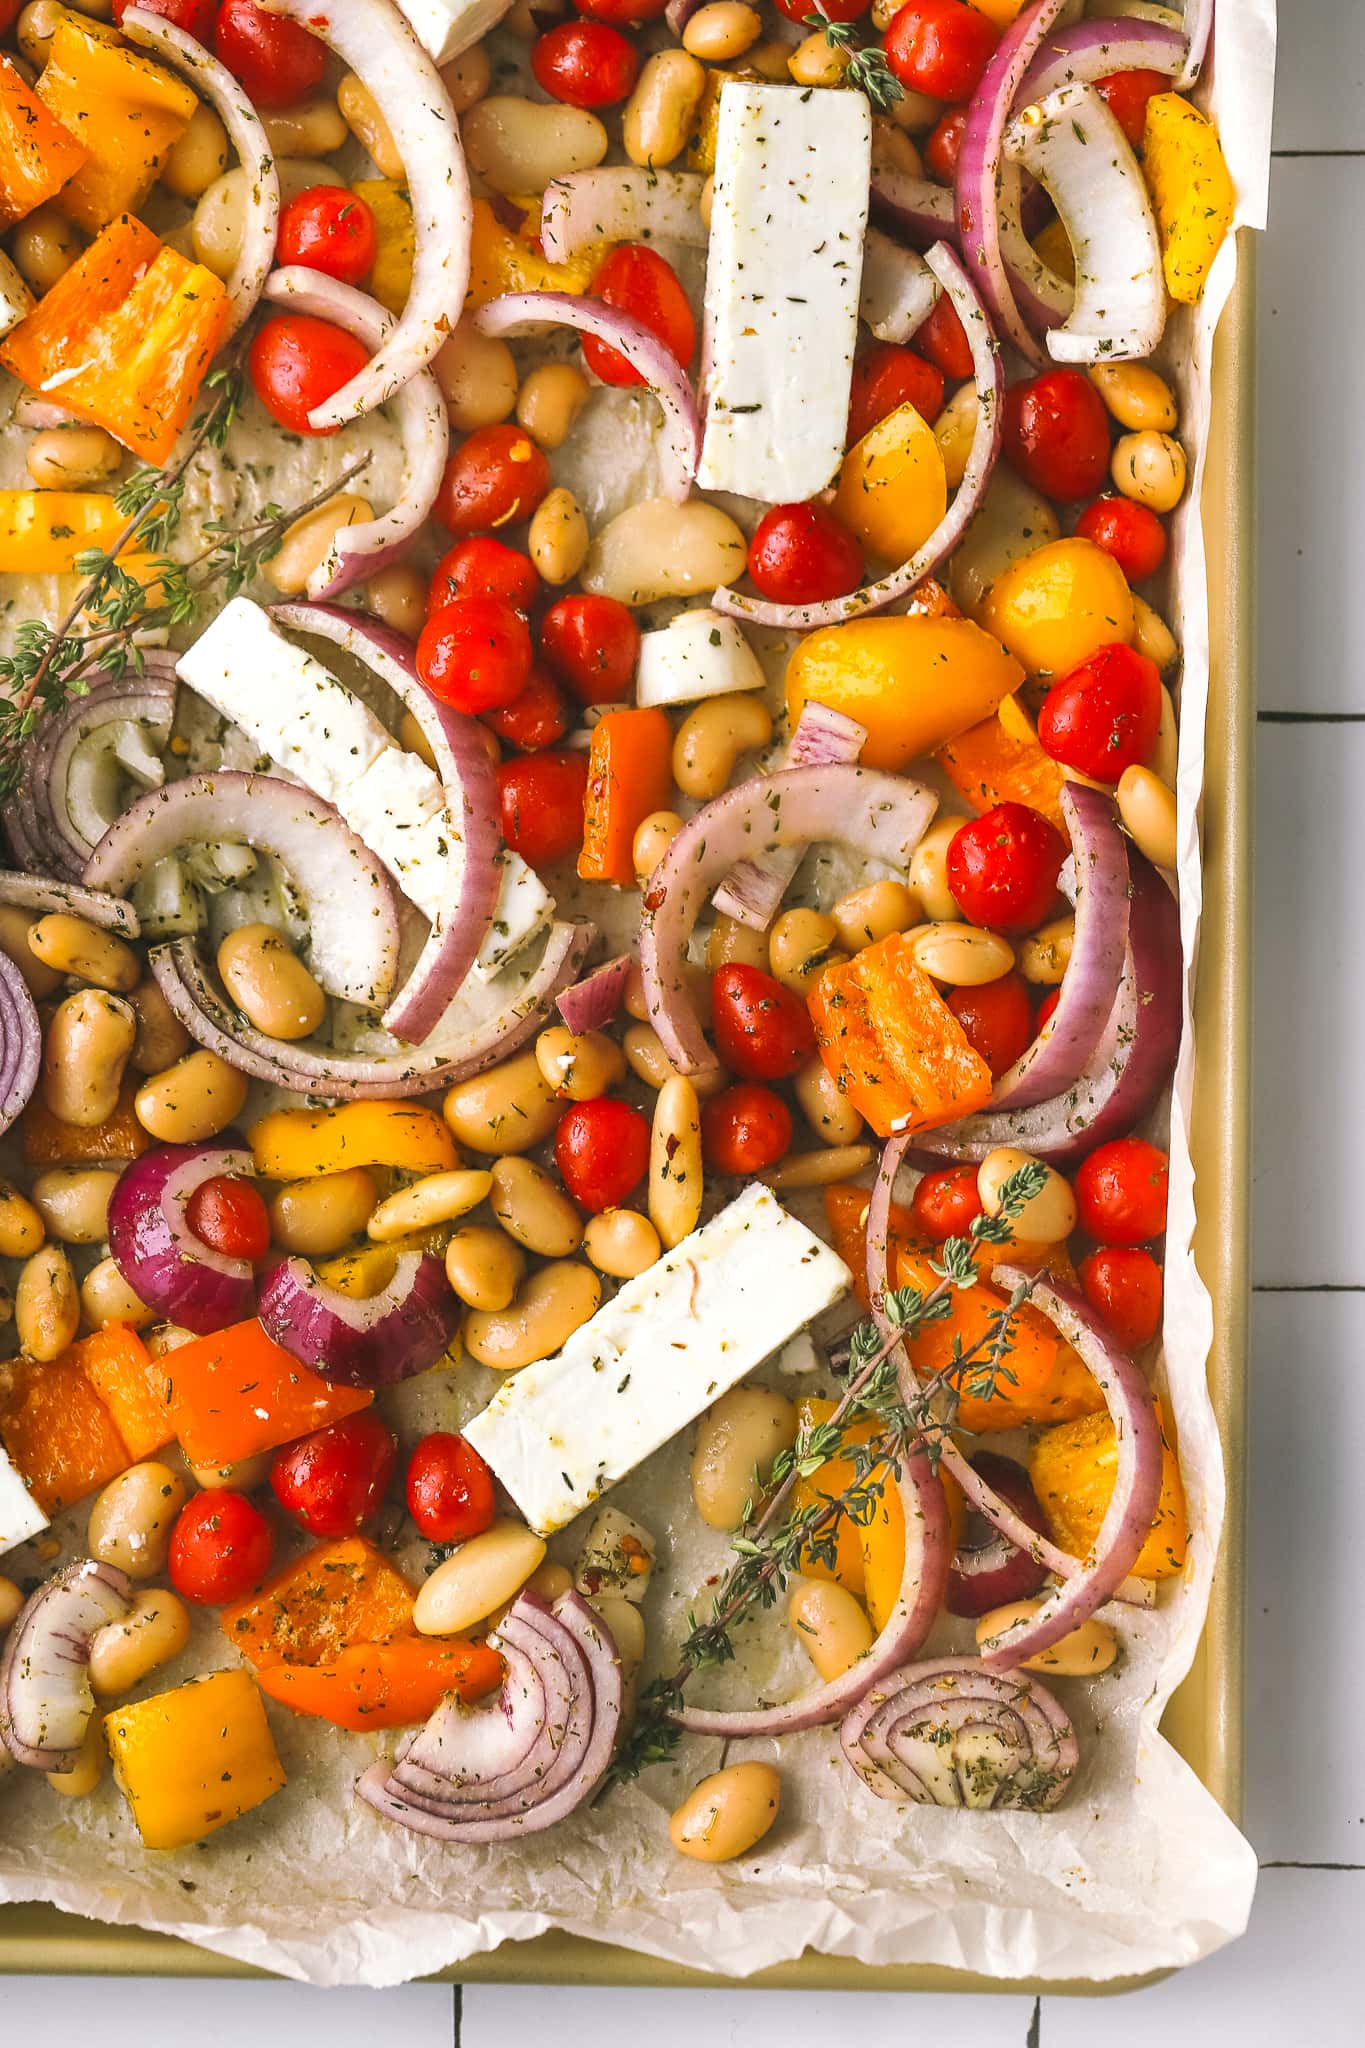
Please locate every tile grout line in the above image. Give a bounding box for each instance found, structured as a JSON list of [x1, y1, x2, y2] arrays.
[[1272, 148, 1365, 158], [1258, 712, 1365, 723], [452, 1983, 462, 2047], [1253, 1283, 1365, 1293], [1026, 1995, 1043, 2046]]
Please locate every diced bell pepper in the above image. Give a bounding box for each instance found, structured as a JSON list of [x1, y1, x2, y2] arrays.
[[106, 1668, 285, 1850], [36, 16, 196, 232]]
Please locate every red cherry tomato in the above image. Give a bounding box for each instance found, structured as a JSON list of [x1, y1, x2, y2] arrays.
[[497, 750, 589, 867], [776, 0, 867, 18], [847, 342, 945, 446], [416, 596, 533, 713], [484, 664, 572, 752], [575, 0, 669, 19], [710, 964, 815, 1081], [276, 185, 377, 286], [270, 1413, 398, 1538], [1096, 67, 1169, 148], [1037, 642, 1162, 783], [406, 1432, 497, 1544], [747, 502, 863, 606], [924, 106, 967, 184], [884, 0, 999, 105], [430, 535, 539, 615], [582, 244, 696, 388], [1076, 495, 1167, 584], [436, 425, 552, 536], [168, 1490, 273, 1605], [113, 0, 215, 33], [216, 0, 325, 109], [1075, 1137, 1168, 1246], [532, 21, 640, 106], [701, 1082, 793, 1175], [1003, 367, 1112, 502], [947, 972, 1033, 1077], [911, 1163, 982, 1242], [247, 315, 369, 436], [1079, 1245, 1163, 1348], [186, 1174, 271, 1260], [1036, 986, 1061, 1029], [555, 1098, 650, 1212], [946, 802, 1068, 933], [914, 290, 974, 381], [538, 593, 640, 704]]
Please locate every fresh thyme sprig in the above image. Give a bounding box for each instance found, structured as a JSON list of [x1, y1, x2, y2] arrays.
[[804, 6, 906, 112]]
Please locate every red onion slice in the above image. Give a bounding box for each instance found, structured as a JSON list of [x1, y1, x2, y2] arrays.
[[540, 168, 707, 263], [393, 1637, 548, 1802], [122, 8, 278, 334], [106, 1142, 257, 1336], [0, 869, 140, 939], [0, 1559, 134, 1771], [860, 230, 941, 344], [640, 764, 938, 1073], [258, 1248, 457, 1388], [0, 950, 41, 1139], [14, 652, 179, 882], [264, 270, 447, 600], [710, 243, 1002, 631], [473, 292, 700, 504], [258, 0, 472, 426], [947, 1453, 1051, 1618], [976, 1268, 1165, 1671], [1019, 15, 1187, 101], [840, 1657, 1077, 1809], [44, 680, 177, 873], [869, 168, 958, 251], [556, 952, 631, 1035], [711, 700, 868, 931], [1177, 0, 1214, 86], [83, 771, 402, 1008]]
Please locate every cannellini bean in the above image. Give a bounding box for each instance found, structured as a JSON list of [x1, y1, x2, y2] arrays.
[[46, 1715, 106, 1798], [86, 1462, 186, 1580], [462, 1261, 601, 1369], [81, 1256, 153, 1331], [30, 1166, 120, 1245], [623, 1023, 729, 1098], [266, 496, 376, 597], [440, 44, 491, 112], [583, 1207, 661, 1279], [444, 1224, 525, 1311], [907, 817, 963, 924], [761, 1143, 876, 1190], [527, 1560, 574, 1605], [160, 102, 230, 200], [767, 909, 842, 998], [1016, 915, 1073, 986], [690, 1384, 796, 1531], [529, 486, 589, 585], [262, 97, 348, 159], [464, 95, 608, 195], [1117, 765, 1177, 871], [134, 1050, 250, 1144], [934, 382, 980, 491], [1131, 593, 1179, 671], [89, 1588, 191, 1697], [830, 878, 919, 953], [414, 1519, 547, 1635], [516, 361, 592, 450], [337, 73, 403, 178], [366, 1169, 493, 1241], [9, 202, 79, 293], [977, 1146, 1077, 1244], [434, 318, 519, 431], [793, 1057, 863, 1148], [910, 922, 1014, 986], [683, 4, 761, 61], [1111, 430, 1186, 514], [1088, 361, 1177, 434], [622, 50, 707, 168], [217, 923, 326, 1041], [444, 1050, 561, 1153], [364, 564, 427, 638], [15, 1245, 79, 1361], [633, 809, 684, 883], [788, 29, 849, 85], [590, 1592, 645, 1676], [649, 1076, 702, 1250], [582, 499, 747, 607], [271, 1168, 378, 1257], [127, 979, 192, 1074], [674, 694, 772, 802], [0, 1179, 44, 1260], [0, 1575, 22, 1631], [16, 1, 63, 68], [190, 1451, 271, 1492], [788, 1577, 874, 1680], [25, 425, 121, 491], [975, 1599, 1118, 1676], [42, 989, 136, 1126], [704, 912, 770, 972], [490, 1156, 583, 1257], [192, 158, 337, 280], [535, 1025, 626, 1102], [669, 1762, 781, 1863]]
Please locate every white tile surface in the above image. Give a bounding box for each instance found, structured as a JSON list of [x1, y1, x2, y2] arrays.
[[1269, 0, 1364, 154], [462, 1985, 1035, 2048]]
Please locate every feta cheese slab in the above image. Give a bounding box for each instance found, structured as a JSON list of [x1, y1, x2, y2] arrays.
[[463, 1183, 852, 1534], [472, 853, 555, 981], [395, 0, 515, 65], [635, 608, 767, 709], [1, 1446, 48, 1556], [347, 745, 450, 920], [697, 83, 871, 502]]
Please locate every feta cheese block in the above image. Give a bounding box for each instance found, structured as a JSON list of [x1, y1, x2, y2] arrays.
[[472, 852, 555, 982], [463, 1182, 852, 1535], [635, 608, 767, 709], [395, 0, 515, 65], [697, 82, 871, 502], [1, 1445, 48, 1556]]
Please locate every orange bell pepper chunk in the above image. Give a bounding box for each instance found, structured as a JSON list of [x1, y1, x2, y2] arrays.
[[165, 1318, 373, 1469], [823, 1183, 918, 1309], [1030, 1400, 1187, 1578], [71, 1323, 173, 1461], [578, 707, 675, 885], [809, 933, 993, 1139], [0, 54, 87, 231], [791, 1396, 877, 1594], [257, 1637, 504, 1729], [936, 696, 1071, 839], [36, 15, 195, 233], [22, 1083, 150, 1166], [0, 1355, 130, 1514], [223, 1536, 417, 1670]]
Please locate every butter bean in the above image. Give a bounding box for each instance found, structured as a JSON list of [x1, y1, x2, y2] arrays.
[[265, 495, 375, 597], [1117, 764, 1177, 871], [975, 1598, 1118, 1676], [649, 1076, 702, 1249], [583, 498, 746, 607], [25, 425, 121, 491], [767, 908, 842, 998], [535, 1025, 625, 1101], [0, 906, 59, 999], [463, 1260, 601, 1369], [684, 3, 761, 61], [134, 1050, 249, 1144], [262, 97, 348, 159], [81, 1256, 153, 1331], [46, 1715, 106, 1798], [907, 817, 963, 924], [788, 1577, 874, 1680], [464, 95, 608, 195], [583, 1207, 661, 1279], [674, 694, 772, 802], [761, 1143, 876, 1190], [217, 924, 326, 1041], [977, 1146, 1077, 1244], [367, 1169, 493, 1241], [337, 73, 403, 177], [691, 1384, 796, 1531], [1017, 915, 1074, 986], [30, 1166, 119, 1244], [909, 922, 1014, 986], [271, 1168, 377, 1257], [0, 1179, 44, 1260], [490, 1156, 582, 1257], [444, 1224, 525, 1311], [669, 1762, 781, 1863], [830, 878, 918, 953], [443, 1050, 560, 1153], [127, 979, 192, 1075], [1089, 361, 1177, 434], [160, 102, 229, 200], [414, 1519, 547, 1634], [433, 318, 519, 431], [16, 1244, 79, 1361], [529, 485, 589, 586], [1111, 429, 1186, 514], [89, 1588, 190, 1697], [86, 1462, 185, 1580], [793, 1057, 863, 1147], [623, 51, 707, 169], [42, 989, 136, 1125]]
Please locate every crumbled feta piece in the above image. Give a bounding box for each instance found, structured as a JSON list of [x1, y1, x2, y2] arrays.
[[635, 608, 767, 709]]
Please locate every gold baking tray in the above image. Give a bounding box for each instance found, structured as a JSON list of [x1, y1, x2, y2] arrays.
[[0, 235, 1254, 1997]]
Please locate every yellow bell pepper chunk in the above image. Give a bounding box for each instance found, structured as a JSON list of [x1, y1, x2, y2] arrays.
[[250, 1101, 461, 1181], [37, 15, 196, 233], [1143, 92, 1235, 307], [106, 1668, 286, 1850], [980, 536, 1135, 681], [858, 1456, 965, 1632], [832, 401, 947, 567], [353, 177, 414, 316], [1032, 216, 1075, 285], [0, 489, 125, 572], [1029, 1401, 1188, 1580], [791, 1397, 874, 1594], [465, 197, 607, 309], [785, 615, 1024, 772], [965, 0, 1032, 24]]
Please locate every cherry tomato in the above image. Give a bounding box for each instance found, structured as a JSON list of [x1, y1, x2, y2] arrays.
[[436, 424, 551, 535], [430, 535, 539, 615], [776, 0, 867, 18], [406, 1431, 497, 1544], [216, 0, 325, 109], [701, 1082, 793, 1175], [1037, 642, 1162, 783], [484, 664, 572, 752], [532, 20, 640, 106], [1036, 986, 1061, 1029], [582, 244, 696, 388], [168, 1490, 273, 1605], [747, 502, 863, 606], [1003, 367, 1112, 503], [247, 314, 369, 436], [911, 1163, 982, 1242], [538, 593, 640, 704], [186, 1174, 271, 1260], [1076, 495, 1167, 584], [555, 1098, 650, 1211], [946, 802, 1067, 934], [914, 290, 974, 381], [847, 342, 945, 447], [575, 0, 669, 20], [884, 0, 999, 105], [114, 0, 215, 33], [276, 185, 377, 286], [924, 106, 967, 184], [710, 964, 815, 1081], [497, 750, 589, 867], [1075, 1137, 1168, 1246], [1079, 1245, 1163, 1348], [1096, 67, 1169, 149], [0, 0, 18, 28], [271, 1413, 398, 1538], [947, 972, 1033, 1077], [416, 596, 533, 713]]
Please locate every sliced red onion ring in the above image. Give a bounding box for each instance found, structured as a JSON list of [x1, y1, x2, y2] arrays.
[[664, 0, 702, 33], [869, 168, 958, 251], [106, 1142, 257, 1336], [15, 653, 179, 882], [264, 270, 446, 599], [392, 1636, 548, 1804], [1176, 0, 1213, 85], [947, 1453, 1051, 1618], [711, 701, 868, 931], [0, 1559, 134, 1771], [1005, 82, 1165, 363], [258, 1248, 457, 1387], [1019, 14, 1187, 101], [42, 677, 176, 875], [711, 243, 1002, 631], [540, 168, 707, 264], [122, 9, 279, 334], [0, 950, 41, 1139], [149, 917, 594, 1100], [640, 764, 937, 1073], [556, 952, 631, 1035], [0, 869, 140, 939], [860, 229, 941, 344], [473, 292, 700, 504], [83, 771, 401, 1008], [258, 0, 472, 426], [976, 1267, 1165, 1671], [840, 1657, 1077, 1809]]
